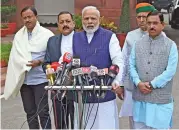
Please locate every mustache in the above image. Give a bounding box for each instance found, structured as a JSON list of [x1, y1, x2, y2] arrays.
[[150, 28, 155, 31], [63, 26, 69, 30], [25, 21, 31, 24]]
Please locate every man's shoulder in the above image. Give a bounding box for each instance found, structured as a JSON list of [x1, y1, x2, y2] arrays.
[[48, 34, 62, 42], [39, 26, 54, 35], [163, 35, 175, 46], [49, 34, 61, 39], [73, 30, 84, 35], [127, 28, 140, 36], [14, 26, 24, 37], [100, 27, 113, 35]]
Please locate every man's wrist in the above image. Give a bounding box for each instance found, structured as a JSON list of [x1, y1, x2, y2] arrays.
[[149, 81, 153, 88], [38, 59, 43, 66]]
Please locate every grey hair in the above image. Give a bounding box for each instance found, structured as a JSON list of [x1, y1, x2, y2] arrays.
[[82, 6, 100, 17]]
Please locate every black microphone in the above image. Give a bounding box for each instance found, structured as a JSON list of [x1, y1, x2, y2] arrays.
[[106, 65, 119, 86], [89, 65, 98, 97], [55, 52, 72, 85], [81, 67, 91, 86], [72, 56, 83, 86], [61, 62, 73, 85], [72, 56, 80, 68], [55, 63, 63, 85], [97, 68, 108, 86], [97, 68, 108, 98]]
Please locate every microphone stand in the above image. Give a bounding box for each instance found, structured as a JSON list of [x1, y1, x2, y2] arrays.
[[77, 75, 84, 129]]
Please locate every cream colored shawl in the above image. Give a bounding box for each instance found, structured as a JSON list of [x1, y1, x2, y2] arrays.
[[2, 21, 54, 99]]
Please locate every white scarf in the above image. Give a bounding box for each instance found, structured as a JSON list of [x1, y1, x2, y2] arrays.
[[2, 21, 54, 99]]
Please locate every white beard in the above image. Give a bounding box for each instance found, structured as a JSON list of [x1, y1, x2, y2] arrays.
[[83, 24, 99, 34]]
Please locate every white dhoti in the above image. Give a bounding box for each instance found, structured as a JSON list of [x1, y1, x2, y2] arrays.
[[119, 89, 134, 129], [74, 99, 119, 129], [119, 89, 133, 117]]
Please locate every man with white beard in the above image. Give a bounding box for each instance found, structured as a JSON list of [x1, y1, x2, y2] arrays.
[[73, 6, 124, 129]]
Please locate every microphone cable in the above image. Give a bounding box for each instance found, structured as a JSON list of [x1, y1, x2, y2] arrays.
[[20, 81, 59, 129], [85, 84, 99, 129], [20, 86, 48, 129], [90, 100, 99, 129], [84, 99, 95, 129], [44, 101, 53, 129]]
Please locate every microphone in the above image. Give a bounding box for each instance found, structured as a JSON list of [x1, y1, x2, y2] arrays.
[[97, 68, 108, 86], [46, 64, 55, 85], [89, 66, 98, 97], [72, 56, 83, 86], [72, 56, 80, 68], [90, 71, 98, 85], [97, 68, 108, 98], [61, 62, 73, 85], [51, 62, 60, 72], [55, 52, 72, 85], [71, 68, 83, 76], [106, 65, 119, 86], [54, 63, 63, 84], [71, 67, 83, 85], [81, 67, 91, 85], [89, 65, 98, 82]]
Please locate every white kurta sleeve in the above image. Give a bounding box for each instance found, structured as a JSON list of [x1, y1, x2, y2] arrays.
[[109, 34, 124, 86]]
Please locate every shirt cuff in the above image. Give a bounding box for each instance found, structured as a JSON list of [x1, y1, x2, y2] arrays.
[[135, 79, 141, 87], [150, 80, 156, 88], [112, 79, 120, 86]]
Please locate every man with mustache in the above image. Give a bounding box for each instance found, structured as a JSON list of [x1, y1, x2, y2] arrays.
[[119, 3, 157, 129], [73, 6, 124, 129], [130, 11, 178, 129], [3, 6, 54, 129], [42, 11, 75, 129]]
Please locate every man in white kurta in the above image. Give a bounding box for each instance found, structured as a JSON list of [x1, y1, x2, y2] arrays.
[[73, 6, 124, 129]]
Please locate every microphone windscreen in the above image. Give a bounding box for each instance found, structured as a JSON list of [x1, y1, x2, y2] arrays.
[[63, 52, 72, 63], [51, 62, 60, 71]]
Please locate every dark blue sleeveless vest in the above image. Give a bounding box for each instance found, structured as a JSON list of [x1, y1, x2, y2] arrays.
[[73, 27, 116, 103]]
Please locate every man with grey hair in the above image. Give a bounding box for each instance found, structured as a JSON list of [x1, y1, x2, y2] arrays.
[[73, 6, 124, 129]]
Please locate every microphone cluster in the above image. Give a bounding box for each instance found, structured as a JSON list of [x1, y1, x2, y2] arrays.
[[46, 52, 119, 98]]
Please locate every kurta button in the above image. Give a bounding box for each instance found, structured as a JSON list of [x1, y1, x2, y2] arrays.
[[148, 62, 150, 64], [150, 52, 152, 55], [146, 72, 148, 74]]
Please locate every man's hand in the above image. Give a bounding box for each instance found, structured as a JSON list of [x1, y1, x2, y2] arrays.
[[46, 67, 55, 75], [112, 81, 124, 100], [137, 82, 152, 94], [26, 60, 41, 68], [116, 87, 124, 100]]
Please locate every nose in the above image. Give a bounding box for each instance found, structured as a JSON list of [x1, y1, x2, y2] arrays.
[[24, 17, 30, 23], [150, 23, 155, 28], [140, 17, 144, 22], [63, 22, 67, 26], [88, 18, 92, 24]]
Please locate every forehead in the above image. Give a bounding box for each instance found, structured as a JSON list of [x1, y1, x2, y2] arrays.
[[137, 12, 149, 16], [147, 15, 160, 22], [83, 9, 99, 18], [58, 14, 72, 21], [22, 9, 35, 16]]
